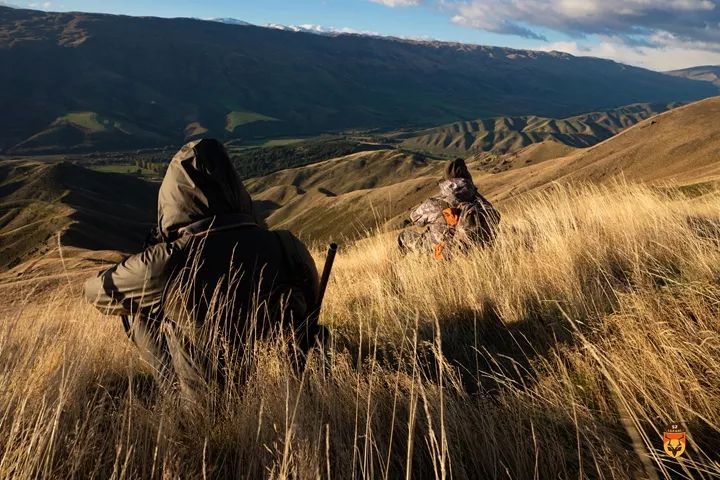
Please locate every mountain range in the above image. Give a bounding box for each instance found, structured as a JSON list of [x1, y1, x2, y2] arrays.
[[0, 6, 717, 153], [395, 102, 673, 159]]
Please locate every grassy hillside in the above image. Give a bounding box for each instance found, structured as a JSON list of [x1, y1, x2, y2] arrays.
[[1, 184, 718, 478], [225, 111, 279, 133], [245, 149, 442, 243], [476, 139, 577, 172], [478, 96, 720, 201], [0, 160, 156, 270], [11, 111, 169, 154], [0, 6, 716, 153], [397, 102, 672, 158]]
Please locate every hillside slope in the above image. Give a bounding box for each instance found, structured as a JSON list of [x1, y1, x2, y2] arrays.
[[398, 103, 671, 157], [477, 96, 720, 200], [0, 161, 156, 270], [0, 6, 716, 153], [246, 150, 441, 242]]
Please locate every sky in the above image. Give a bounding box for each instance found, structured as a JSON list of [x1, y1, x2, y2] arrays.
[[6, 0, 720, 71]]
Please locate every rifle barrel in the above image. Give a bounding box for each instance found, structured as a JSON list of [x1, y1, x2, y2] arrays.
[[317, 243, 338, 307], [121, 315, 132, 338]]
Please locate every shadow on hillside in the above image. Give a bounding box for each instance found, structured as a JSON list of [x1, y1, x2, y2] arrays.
[[427, 298, 577, 396], [252, 199, 280, 223], [686, 215, 720, 244], [59, 163, 158, 252], [332, 297, 578, 397]]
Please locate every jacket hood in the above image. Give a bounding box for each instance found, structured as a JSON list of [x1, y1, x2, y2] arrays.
[[439, 178, 478, 204], [158, 139, 255, 240], [444, 158, 473, 181]]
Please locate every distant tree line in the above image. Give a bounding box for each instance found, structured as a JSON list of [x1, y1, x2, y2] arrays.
[[231, 138, 388, 179], [134, 158, 167, 175]]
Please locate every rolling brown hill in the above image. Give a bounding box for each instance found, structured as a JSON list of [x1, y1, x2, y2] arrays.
[[0, 160, 156, 271], [475, 139, 577, 172], [476, 96, 720, 201], [397, 103, 672, 158], [247, 96, 720, 243], [246, 150, 442, 242]]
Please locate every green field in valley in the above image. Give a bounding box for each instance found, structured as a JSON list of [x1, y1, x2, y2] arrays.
[[225, 111, 278, 132], [90, 164, 159, 177]]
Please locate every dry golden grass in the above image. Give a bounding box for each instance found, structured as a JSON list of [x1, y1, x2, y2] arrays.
[[1, 183, 719, 479]]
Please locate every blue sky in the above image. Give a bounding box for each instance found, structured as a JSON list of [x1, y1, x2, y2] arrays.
[[9, 0, 720, 70]]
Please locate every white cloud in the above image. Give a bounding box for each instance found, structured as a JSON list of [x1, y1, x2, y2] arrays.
[[445, 0, 720, 43], [372, 0, 720, 70], [27, 1, 52, 9], [371, 0, 422, 7], [540, 36, 720, 70]]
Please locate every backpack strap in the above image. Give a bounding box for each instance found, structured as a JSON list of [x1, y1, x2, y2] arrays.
[[273, 230, 316, 297], [274, 230, 303, 276], [272, 230, 324, 356]]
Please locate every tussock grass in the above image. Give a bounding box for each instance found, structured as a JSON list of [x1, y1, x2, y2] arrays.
[[1, 183, 719, 479]]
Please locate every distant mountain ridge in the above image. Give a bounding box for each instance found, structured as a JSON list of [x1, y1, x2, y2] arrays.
[[0, 6, 716, 153], [477, 96, 720, 200], [210, 18, 252, 26], [667, 66, 720, 87], [397, 102, 673, 158]]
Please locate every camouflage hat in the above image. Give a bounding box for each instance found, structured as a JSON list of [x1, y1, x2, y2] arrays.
[[444, 158, 472, 181]]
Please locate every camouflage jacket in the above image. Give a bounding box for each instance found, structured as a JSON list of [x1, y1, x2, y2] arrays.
[[409, 178, 500, 254]]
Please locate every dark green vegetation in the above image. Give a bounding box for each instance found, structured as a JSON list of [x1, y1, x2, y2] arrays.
[[0, 160, 156, 269], [0, 6, 716, 154], [230, 137, 391, 179]]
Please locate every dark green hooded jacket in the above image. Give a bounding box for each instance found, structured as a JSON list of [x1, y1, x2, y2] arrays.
[[84, 139, 320, 347]]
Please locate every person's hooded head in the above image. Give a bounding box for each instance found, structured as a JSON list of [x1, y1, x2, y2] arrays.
[[439, 158, 477, 204], [157, 139, 256, 241], [444, 158, 473, 182]]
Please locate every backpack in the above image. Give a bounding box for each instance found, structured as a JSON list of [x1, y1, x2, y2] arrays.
[[272, 230, 326, 346], [435, 199, 500, 259]]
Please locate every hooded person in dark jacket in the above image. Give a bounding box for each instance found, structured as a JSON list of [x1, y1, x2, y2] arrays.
[[398, 158, 500, 259], [84, 139, 322, 384]]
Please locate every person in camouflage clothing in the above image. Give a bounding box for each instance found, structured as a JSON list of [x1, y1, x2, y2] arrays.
[[398, 158, 500, 259], [84, 139, 324, 385]]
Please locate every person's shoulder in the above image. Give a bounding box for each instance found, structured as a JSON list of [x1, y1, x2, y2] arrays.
[[132, 238, 192, 274], [273, 229, 310, 254], [420, 196, 447, 209]]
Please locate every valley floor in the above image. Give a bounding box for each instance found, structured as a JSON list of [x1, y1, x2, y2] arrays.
[[0, 183, 719, 479]]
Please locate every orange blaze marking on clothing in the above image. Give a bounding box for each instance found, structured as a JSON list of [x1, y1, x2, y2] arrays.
[[433, 242, 445, 260], [442, 208, 461, 227]]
